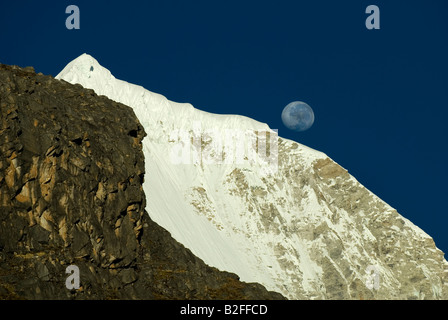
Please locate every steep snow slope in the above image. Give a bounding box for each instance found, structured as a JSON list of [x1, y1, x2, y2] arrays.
[[56, 54, 448, 299]]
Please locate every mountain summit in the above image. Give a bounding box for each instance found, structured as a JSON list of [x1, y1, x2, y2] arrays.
[[56, 53, 448, 299]]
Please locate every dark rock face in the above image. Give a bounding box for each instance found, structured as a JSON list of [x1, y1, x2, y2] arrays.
[[0, 64, 284, 300]]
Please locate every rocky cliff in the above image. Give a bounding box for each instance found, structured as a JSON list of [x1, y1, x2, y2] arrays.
[[0, 63, 284, 300]]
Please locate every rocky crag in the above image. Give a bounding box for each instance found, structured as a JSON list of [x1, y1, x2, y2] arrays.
[[0, 63, 284, 300]]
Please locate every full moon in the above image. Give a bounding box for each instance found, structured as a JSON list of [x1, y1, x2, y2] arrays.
[[281, 101, 314, 132]]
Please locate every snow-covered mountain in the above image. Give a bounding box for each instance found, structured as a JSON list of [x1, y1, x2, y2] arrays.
[[56, 53, 448, 299]]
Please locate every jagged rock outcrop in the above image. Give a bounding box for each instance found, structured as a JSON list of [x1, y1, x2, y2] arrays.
[[0, 63, 284, 300]]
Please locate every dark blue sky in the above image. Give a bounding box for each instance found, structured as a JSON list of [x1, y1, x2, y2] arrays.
[[1, 1, 447, 256]]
